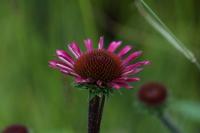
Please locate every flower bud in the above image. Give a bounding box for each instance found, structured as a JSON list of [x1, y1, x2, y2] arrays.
[[138, 82, 167, 106], [2, 124, 28, 133]]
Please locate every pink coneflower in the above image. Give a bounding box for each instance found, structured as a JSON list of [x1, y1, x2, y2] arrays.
[[49, 37, 149, 133], [49, 37, 149, 90]]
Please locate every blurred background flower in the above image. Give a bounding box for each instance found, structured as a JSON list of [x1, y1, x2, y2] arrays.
[[138, 82, 167, 107], [137, 82, 183, 133], [2, 124, 28, 133], [0, 0, 200, 133]]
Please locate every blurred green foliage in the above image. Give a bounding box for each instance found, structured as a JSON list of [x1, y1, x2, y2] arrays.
[[0, 0, 200, 132]]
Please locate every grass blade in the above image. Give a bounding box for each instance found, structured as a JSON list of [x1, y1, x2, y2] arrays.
[[135, 0, 200, 71]]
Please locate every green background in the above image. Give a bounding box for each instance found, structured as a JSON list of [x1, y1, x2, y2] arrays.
[[0, 0, 200, 132]]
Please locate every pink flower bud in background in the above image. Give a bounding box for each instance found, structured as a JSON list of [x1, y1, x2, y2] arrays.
[[2, 124, 28, 133], [138, 82, 167, 106]]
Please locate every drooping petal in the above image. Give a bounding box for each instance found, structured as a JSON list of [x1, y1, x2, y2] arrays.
[[75, 77, 90, 83], [107, 41, 122, 52], [118, 45, 132, 57], [84, 39, 93, 51], [49, 60, 75, 73], [68, 42, 82, 58], [120, 83, 133, 89], [123, 51, 142, 65], [110, 83, 121, 90], [56, 50, 74, 62], [124, 77, 140, 82], [56, 50, 74, 67], [123, 60, 150, 72], [114, 77, 140, 82], [49, 60, 59, 69], [122, 68, 144, 76], [56, 63, 74, 72], [110, 82, 132, 89], [98, 36, 104, 49], [49, 60, 75, 75], [60, 69, 80, 77]]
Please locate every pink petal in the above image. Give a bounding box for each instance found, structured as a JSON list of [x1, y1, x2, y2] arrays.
[[123, 51, 142, 65], [110, 82, 132, 89], [57, 56, 74, 68], [124, 60, 150, 72], [111, 78, 126, 84], [122, 68, 143, 76], [56, 63, 74, 72], [75, 77, 90, 83], [60, 69, 80, 77], [114, 77, 140, 82], [124, 77, 140, 82], [49, 60, 58, 69], [68, 42, 82, 58], [56, 50, 74, 67], [98, 36, 104, 49], [122, 84, 133, 89], [110, 83, 121, 90], [121, 84, 133, 89], [56, 50, 74, 62], [107, 41, 122, 52], [84, 39, 93, 51], [118, 45, 132, 57]]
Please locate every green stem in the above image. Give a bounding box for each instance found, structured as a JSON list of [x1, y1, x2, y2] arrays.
[[157, 112, 182, 133]]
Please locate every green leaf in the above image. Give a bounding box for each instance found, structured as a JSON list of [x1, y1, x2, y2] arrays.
[[170, 101, 200, 122], [73, 83, 114, 98]]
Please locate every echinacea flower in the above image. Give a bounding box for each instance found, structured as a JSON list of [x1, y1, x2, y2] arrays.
[[49, 37, 150, 133], [49, 37, 150, 90], [2, 124, 28, 133]]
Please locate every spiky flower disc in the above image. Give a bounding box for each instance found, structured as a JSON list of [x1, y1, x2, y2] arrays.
[[49, 37, 150, 90], [74, 49, 123, 82]]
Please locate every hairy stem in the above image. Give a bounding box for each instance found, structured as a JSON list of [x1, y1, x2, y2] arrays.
[[96, 95, 105, 132], [88, 93, 105, 133]]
